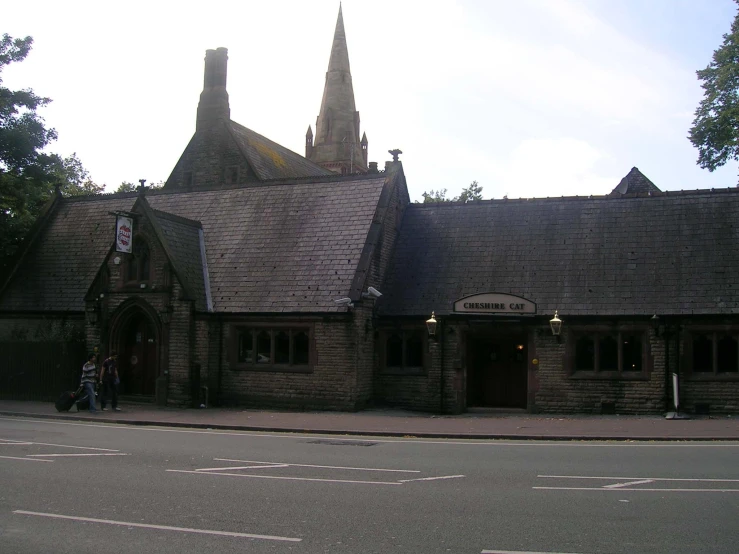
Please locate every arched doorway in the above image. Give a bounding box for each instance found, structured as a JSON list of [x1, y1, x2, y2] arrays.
[[110, 303, 159, 398]]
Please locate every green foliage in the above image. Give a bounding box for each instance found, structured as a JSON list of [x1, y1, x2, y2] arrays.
[[456, 180, 483, 203], [115, 180, 164, 193], [418, 181, 484, 203], [0, 34, 101, 265], [689, 3, 739, 174]]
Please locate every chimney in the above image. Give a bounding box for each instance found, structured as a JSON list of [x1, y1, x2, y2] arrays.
[[368, 161, 378, 173], [196, 47, 230, 131]]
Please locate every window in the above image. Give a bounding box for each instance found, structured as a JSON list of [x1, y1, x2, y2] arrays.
[[688, 331, 739, 375], [234, 327, 311, 370], [383, 329, 425, 372], [570, 329, 646, 375], [127, 239, 150, 282]]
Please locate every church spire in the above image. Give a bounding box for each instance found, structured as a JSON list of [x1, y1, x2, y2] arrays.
[[308, 5, 367, 174]]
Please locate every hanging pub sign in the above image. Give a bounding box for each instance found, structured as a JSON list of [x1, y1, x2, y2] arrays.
[[453, 293, 536, 315], [115, 215, 133, 253]]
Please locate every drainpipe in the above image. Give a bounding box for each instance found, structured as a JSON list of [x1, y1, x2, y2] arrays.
[[439, 318, 445, 414], [663, 322, 671, 413], [217, 316, 223, 406]]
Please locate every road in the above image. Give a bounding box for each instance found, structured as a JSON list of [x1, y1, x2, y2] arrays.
[[0, 416, 737, 554]]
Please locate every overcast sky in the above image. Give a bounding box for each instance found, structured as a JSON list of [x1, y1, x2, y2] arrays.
[[4, 0, 738, 201]]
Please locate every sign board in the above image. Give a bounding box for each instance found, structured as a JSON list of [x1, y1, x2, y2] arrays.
[[115, 216, 133, 253], [453, 293, 536, 315]]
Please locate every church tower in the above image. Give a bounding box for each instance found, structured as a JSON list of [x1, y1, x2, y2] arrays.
[[306, 5, 368, 174]]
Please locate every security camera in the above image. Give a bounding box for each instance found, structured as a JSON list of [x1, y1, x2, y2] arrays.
[[362, 287, 382, 299], [334, 297, 354, 307]]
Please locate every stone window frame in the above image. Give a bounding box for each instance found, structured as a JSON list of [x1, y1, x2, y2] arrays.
[[683, 326, 739, 381], [230, 324, 314, 373], [566, 325, 651, 380], [378, 327, 428, 375]]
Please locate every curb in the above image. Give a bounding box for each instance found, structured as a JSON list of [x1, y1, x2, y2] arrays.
[[1, 410, 736, 442]]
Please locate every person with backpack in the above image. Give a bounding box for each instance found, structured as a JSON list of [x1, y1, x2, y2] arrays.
[[100, 352, 121, 411], [80, 353, 98, 413]]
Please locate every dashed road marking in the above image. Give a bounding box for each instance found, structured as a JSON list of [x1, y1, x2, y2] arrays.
[[167, 469, 403, 485], [535, 474, 739, 493]]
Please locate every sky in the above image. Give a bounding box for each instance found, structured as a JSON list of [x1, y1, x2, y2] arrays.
[[3, 0, 738, 202]]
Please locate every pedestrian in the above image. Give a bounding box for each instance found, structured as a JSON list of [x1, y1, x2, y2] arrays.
[[100, 351, 120, 411], [80, 353, 98, 414]]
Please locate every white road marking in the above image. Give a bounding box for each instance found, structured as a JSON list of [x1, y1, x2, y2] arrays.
[[399, 475, 465, 482], [197, 464, 289, 471], [0, 436, 119, 451], [0, 455, 53, 462], [482, 550, 585, 554], [0, 442, 33, 445], [13, 510, 301, 542], [2, 417, 739, 447], [534, 486, 739, 493], [167, 469, 402, 485], [28, 453, 129, 457], [604, 479, 654, 488], [213, 457, 421, 473], [538, 475, 739, 483]]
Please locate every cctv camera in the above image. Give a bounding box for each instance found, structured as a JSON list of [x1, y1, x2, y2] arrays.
[[362, 287, 382, 299], [367, 287, 382, 298], [334, 297, 354, 307]]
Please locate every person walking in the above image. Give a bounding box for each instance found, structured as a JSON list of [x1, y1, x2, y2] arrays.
[[100, 352, 120, 412], [80, 353, 98, 414]]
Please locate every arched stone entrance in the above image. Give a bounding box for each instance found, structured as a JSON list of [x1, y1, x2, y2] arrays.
[[109, 301, 160, 398]]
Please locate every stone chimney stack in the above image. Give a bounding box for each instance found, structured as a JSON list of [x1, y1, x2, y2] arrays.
[[196, 47, 230, 131]]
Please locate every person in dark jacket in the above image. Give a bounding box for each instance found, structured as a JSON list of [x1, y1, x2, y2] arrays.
[[100, 352, 120, 411], [80, 353, 98, 413]]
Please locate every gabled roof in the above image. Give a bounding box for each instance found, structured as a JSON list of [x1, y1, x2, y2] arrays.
[[0, 173, 389, 313], [227, 121, 332, 180], [610, 167, 661, 195], [380, 188, 739, 317], [164, 120, 331, 188]]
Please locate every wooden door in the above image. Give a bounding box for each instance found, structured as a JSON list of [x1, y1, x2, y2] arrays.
[[120, 315, 157, 396], [467, 333, 527, 408]]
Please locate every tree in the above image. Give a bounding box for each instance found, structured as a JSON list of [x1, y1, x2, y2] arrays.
[[418, 182, 484, 203], [0, 34, 100, 265], [688, 3, 739, 174], [456, 180, 483, 203], [115, 180, 164, 193]]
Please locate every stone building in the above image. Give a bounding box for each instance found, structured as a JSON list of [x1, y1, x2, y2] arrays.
[[0, 7, 737, 415]]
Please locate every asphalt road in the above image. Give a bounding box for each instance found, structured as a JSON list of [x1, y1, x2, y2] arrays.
[[0, 416, 737, 554]]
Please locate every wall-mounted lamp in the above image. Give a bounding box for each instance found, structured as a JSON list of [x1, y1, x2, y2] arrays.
[[549, 310, 562, 341], [426, 312, 437, 338]]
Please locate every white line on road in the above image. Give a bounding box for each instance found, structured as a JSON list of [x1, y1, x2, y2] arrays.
[[0, 436, 119, 451], [481, 550, 585, 554], [3, 417, 739, 447], [197, 464, 290, 471], [399, 475, 465, 482], [538, 475, 739, 482], [0, 455, 53, 462], [167, 469, 403, 485], [534, 487, 739, 493], [604, 479, 654, 488], [0, 442, 33, 445], [27, 453, 129, 457], [13, 510, 302, 542], [213, 458, 421, 473]]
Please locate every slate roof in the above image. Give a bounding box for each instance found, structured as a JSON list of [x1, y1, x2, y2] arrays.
[[0, 175, 387, 313], [610, 167, 661, 195], [228, 121, 332, 180], [380, 189, 739, 318], [151, 209, 210, 312]]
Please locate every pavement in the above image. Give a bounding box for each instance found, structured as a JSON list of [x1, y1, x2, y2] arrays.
[[0, 399, 737, 441]]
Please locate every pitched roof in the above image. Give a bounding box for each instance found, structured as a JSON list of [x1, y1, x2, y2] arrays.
[[0, 174, 388, 313], [610, 167, 661, 195], [227, 121, 332, 180], [380, 189, 739, 317]]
